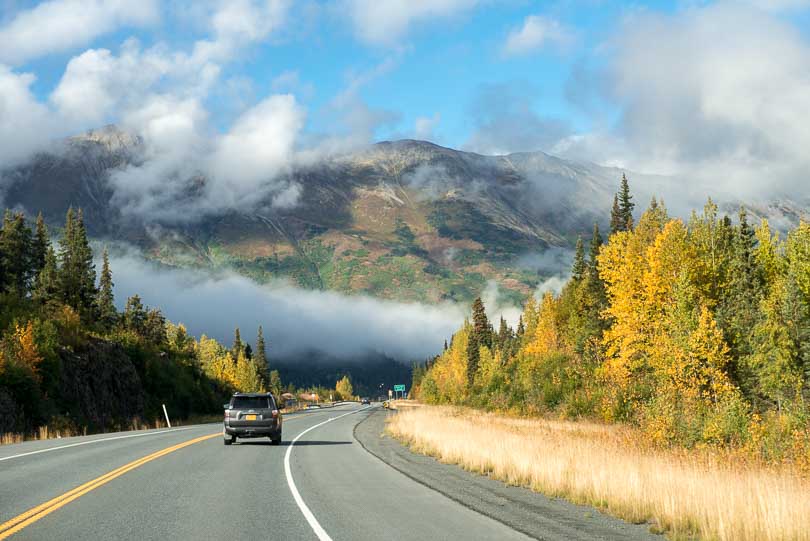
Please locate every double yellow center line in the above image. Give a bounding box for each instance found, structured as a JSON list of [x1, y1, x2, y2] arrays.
[[0, 432, 219, 540], [0, 408, 334, 539]]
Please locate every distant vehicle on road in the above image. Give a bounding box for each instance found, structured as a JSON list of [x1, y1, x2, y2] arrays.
[[361, 397, 371, 405], [223, 393, 283, 446], [305, 404, 321, 409]]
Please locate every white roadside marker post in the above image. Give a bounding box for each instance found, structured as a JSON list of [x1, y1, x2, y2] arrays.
[[162, 404, 172, 428]]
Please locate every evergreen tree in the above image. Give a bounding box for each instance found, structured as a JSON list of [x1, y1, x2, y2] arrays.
[[123, 295, 147, 336], [255, 326, 268, 375], [571, 236, 586, 281], [497, 316, 512, 351], [471, 297, 491, 348], [232, 328, 243, 358], [96, 248, 117, 330], [717, 208, 764, 391], [0, 211, 33, 295], [58, 208, 97, 319], [144, 308, 167, 345], [610, 194, 623, 235], [588, 223, 603, 277], [32, 213, 48, 276], [244, 343, 253, 360], [618, 173, 635, 231], [467, 298, 490, 385], [33, 246, 59, 305], [516, 316, 525, 338]]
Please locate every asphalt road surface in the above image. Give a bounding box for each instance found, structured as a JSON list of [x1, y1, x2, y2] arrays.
[[0, 403, 658, 540]]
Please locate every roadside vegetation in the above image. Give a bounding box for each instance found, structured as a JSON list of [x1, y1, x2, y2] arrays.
[[406, 176, 810, 539], [0, 208, 289, 442], [388, 405, 810, 541]]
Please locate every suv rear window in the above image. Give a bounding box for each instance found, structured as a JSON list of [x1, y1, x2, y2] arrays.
[[231, 396, 272, 409]]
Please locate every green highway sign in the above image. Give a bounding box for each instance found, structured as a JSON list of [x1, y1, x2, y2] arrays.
[[394, 385, 405, 392]]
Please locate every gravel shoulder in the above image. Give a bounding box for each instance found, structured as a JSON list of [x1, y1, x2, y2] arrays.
[[354, 408, 663, 541]]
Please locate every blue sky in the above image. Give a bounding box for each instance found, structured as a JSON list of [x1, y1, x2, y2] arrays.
[[1, 1, 683, 149], [3, 0, 810, 206]]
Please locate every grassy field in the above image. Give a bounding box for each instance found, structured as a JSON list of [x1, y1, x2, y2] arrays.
[[386, 404, 810, 541]]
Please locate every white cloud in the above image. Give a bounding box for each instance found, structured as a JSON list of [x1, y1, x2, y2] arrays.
[[0, 65, 54, 165], [561, 3, 810, 202], [0, 0, 159, 65], [110, 253, 466, 360], [413, 113, 440, 140], [190, 0, 289, 63], [50, 40, 176, 127], [343, 0, 478, 46], [206, 94, 306, 210], [503, 15, 573, 56]]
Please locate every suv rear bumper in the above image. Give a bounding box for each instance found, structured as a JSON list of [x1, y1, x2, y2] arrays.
[[224, 426, 281, 438]]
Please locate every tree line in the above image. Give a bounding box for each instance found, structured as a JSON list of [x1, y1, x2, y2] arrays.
[[414, 177, 810, 466], [0, 208, 284, 435]]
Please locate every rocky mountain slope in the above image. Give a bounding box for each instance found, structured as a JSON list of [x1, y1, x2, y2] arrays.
[[3, 126, 799, 304]]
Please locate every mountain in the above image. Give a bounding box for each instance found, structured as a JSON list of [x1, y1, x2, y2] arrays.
[[2, 126, 799, 305]]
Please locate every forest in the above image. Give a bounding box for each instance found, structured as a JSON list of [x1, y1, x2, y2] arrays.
[[0, 208, 292, 437], [414, 176, 810, 467]]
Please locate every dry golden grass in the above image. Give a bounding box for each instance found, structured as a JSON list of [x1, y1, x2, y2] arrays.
[[0, 417, 169, 446], [387, 405, 810, 541]]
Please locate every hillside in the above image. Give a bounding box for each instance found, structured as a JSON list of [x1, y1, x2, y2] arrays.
[[2, 126, 800, 304]]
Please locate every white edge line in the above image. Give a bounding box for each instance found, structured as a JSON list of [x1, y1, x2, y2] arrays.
[[0, 426, 196, 463], [284, 406, 371, 541]]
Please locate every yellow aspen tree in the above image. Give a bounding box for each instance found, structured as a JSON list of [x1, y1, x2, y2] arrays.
[[14, 321, 43, 381], [754, 219, 785, 289], [687, 306, 736, 406], [525, 291, 569, 357], [786, 221, 810, 301], [522, 296, 539, 339], [598, 229, 647, 387]]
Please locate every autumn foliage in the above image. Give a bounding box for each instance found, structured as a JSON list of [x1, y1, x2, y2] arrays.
[[416, 181, 810, 466]]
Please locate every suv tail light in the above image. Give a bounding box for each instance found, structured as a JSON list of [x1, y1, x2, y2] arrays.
[[224, 409, 230, 421], [271, 410, 279, 418]]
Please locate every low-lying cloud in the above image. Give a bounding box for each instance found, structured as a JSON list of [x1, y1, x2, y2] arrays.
[[110, 254, 468, 361]]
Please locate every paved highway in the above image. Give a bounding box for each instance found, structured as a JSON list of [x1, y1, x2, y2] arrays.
[[0, 403, 657, 540]]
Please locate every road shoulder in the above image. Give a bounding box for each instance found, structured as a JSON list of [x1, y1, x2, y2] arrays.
[[354, 408, 662, 541]]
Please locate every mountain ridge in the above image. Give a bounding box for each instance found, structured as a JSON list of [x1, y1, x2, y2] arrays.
[[1, 126, 804, 304]]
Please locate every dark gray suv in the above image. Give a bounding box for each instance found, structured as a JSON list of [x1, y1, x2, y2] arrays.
[[223, 393, 283, 445]]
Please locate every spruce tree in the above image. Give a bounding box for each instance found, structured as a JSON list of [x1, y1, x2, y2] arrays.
[[32, 213, 48, 276], [144, 308, 167, 344], [571, 236, 586, 282], [74, 210, 97, 317], [618, 173, 635, 230], [471, 297, 491, 348], [497, 316, 509, 350], [467, 298, 490, 385], [96, 248, 117, 330], [588, 223, 603, 277], [232, 328, 243, 358], [58, 208, 97, 319], [33, 245, 59, 305], [0, 211, 34, 296], [610, 194, 623, 235], [255, 326, 268, 375], [123, 295, 147, 336]]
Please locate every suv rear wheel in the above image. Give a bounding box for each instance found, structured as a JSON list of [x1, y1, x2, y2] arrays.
[[270, 436, 281, 446], [224, 436, 235, 445]]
